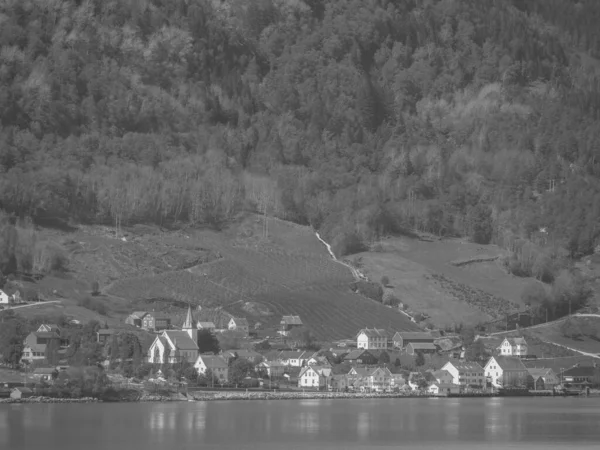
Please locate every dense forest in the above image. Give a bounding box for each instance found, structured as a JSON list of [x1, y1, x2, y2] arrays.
[[2, 0, 600, 266]]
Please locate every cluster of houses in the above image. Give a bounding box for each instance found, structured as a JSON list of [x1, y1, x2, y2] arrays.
[[12, 306, 599, 395]]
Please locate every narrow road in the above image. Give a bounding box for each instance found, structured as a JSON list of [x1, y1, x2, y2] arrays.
[[4, 300, 61, 310]]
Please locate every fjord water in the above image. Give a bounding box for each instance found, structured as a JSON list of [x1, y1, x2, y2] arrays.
[[1, 398, 600, 450]]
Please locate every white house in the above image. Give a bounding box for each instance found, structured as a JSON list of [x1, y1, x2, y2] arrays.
[[356, 328, 389, 350], [228, 317, 249, 334], [278, 350, 308, 367], [441, 360, 485, 388], [347, 367, 392, 391], [194, 355, 229, 382], [430, 369, 454, 385], [147, 306, 199, 364], [0, 289, 11, 304], [499, 337, 528, 356], [428, 383, 461, 395], [298, 365, 332, 389], [484, 356, 529, 388]]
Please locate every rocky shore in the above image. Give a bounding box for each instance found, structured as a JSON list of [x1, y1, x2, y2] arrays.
[[187, 391, 430, 402], [0, 397, 99, 404]]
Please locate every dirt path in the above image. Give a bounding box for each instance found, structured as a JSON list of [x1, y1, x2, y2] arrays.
[[6, 301, 61, 310], [314, 232, 362, 281]]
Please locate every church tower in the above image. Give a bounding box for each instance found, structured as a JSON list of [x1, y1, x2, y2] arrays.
[[182, 304, 198, 343]]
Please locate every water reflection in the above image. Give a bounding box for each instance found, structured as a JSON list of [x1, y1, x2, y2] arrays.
[[4, 398, 600, 450]]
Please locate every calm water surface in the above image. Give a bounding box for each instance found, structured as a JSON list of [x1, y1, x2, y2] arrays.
[[1, 397, 599, 450]]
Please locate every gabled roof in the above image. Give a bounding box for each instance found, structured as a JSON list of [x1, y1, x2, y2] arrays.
[[197, 321, 216, 328], [224, 349, 261, 360], [444, 360, 484, 372], [230, 317, 249, 327], [38, 324, 60, 333], [349, 367, 376, 377], [34, 332, 61, 339], [197, 355, 227, 369], [147, 312, 171, 320], [357, 328, 389, 339], [491, 356, 527, 371], [432, 369, 452, 380], [25, 344, 47, 352], [561, 365, 596, 377], [164, 331, 199, 351], [278, 350, 306, 359], [526, 368, 556, 379], [130, 311, 148, 319], [343, 349, 373, 360], [12, 387, 33, 394], [393, 331, 434, 341], [503, 337, 527, 346], [407, 342, 437, 350], [281, 315, 303, 325]]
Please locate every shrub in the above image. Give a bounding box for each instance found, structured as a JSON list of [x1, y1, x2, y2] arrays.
[[352, 280, 383, 302], [380, 275, 390, 286], [78, 297, 107, 315], [91, 281, 100, 296]]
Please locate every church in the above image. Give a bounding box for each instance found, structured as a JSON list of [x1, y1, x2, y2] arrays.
[[147, 306, 200, 364]]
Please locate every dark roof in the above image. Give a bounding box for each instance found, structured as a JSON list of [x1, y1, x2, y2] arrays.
[[34, 332, 60, 339], [491, 356, 527, 371], [198, 355, 228, 369], [407, 342, 437, 350], [444, 360, 484, 372], [13, 387, 33, 394], [393, 332, 434, 341], [343, 349, 373, 360], [357, 328, 389, 339], [231, 317, 249, 327], [164, 331, 198, 351], [561, 365, 597, 377]]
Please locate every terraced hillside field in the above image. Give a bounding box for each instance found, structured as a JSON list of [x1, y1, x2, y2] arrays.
[[354, 236, 531, 327], [105, 215, 420, 340]]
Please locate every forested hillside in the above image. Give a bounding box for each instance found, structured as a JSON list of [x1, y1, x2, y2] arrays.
[[2, 0, 600, 265]]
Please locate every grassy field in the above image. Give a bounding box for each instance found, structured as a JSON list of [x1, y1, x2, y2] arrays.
[[353, 236, 532, 327], [524, 317, 600, 355], [15, 215, 419, 340]]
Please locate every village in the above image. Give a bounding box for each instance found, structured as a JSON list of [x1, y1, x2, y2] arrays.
[[3, 302, 598, 401]]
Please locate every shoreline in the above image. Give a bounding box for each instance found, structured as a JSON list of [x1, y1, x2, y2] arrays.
[[1, 391, 595, 405]]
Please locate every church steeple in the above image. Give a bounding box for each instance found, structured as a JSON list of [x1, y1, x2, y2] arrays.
[[183, 304, 196, 330], [183, 304, 198, 343]]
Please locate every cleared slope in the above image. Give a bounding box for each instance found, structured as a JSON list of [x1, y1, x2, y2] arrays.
[[105, 216, 420, 340]]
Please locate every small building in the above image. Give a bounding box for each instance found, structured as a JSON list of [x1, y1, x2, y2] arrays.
[[228, 317, 249, 335], [37, 324, 61, 335], [526, 368, 559, 390], [222, 349, 261, 363], [428, 383, 461, 395], [0, 289, 10, 304], [197, 321, 216, 331], [97, 329, 116, 344], [147, 306, 199, 364], [276, 350, 308, 367], [10, 387, 33, 400], [560, 364, 597, 387], [406, 342, 437, 355], [347, 367, 392, 392], [280, 315, 303, 336], [142, 312, 171, 332], [484, 356, 529, 388], [430, 369, 454, 385], [21, 331, 61, 362], [356, 328, 389, 350], [442, 360, 485, 388], [125, 311, 148, 328], [343, 349, 378, 365], [499, 337, 528, 357], [32, 368, 58, 382], [256, 361, 288, 378], [194, 355, 229, 383], [298, 365, 332, 389], [393, 331, 435, 349]]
